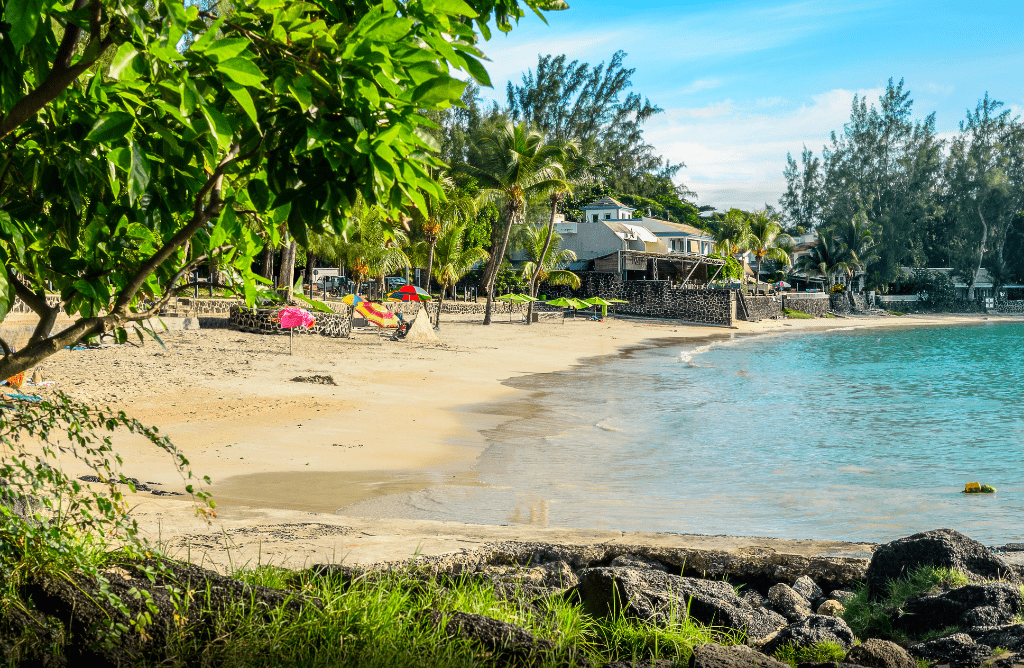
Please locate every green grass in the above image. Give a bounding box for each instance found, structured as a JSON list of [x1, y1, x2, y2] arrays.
[[773, 641, 847, 667], [823, 312, 837, 318], [841, 565, 970, 640], [782, 308, 814, 319], [886, 309, 907, 316], [5, 553, 745, 668]]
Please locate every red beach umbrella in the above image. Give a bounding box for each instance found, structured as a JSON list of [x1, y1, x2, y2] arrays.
[[387, 285, 432, 302]]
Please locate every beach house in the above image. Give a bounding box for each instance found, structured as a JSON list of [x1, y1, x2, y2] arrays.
[[555, 196, 724, 283]]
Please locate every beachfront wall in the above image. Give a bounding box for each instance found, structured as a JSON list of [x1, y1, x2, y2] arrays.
[[996, 299, 1024, 313], [541, 272, 734, 325], [830, 292, 868, 314], [229, 306, 353, 338], [741, 295, 782, 321], [782, 294, 830, 317]]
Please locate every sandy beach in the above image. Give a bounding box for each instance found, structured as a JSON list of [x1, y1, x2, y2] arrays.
[[16, 308, 1022, 571]]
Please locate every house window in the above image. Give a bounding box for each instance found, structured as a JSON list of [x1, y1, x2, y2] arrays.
[[605, 213, 611, 219], [592, 214, 598, 223]]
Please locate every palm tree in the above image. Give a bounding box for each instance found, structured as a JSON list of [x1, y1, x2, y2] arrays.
[[432, 221, 489, 329], [413, 177, 476, 296], [459, 122, 570, 325], [795, 233, 848, 289], [526, 141, 591, 325], [513, 225, 581, 312], [307, 205, 409, 298], [711, 209, 753, 257], [747, 210, 793, 290], [831, 213, 877, 289]]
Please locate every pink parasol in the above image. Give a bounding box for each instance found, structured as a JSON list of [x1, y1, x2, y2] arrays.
[[277, 306, 315, 329]]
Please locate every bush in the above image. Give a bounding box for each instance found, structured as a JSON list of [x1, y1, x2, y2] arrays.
[[773, 641, 847, 667], [841, 565, 970, 640], [0, 392, 213, 653]]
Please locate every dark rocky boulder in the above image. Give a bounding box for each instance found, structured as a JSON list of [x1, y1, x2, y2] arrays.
[[891, 582, 1022, 636], [689, 643, 788, 668], [844, 638, 917, 668], [13, 558, 320, 666], [828, 590, 856, 603], [791, 576, 824, 604], [424, 610, 561, 666], [609, 554, 668, 571], [796, 664, 870, 668], [602, 660, 675, 668], [742, 589, 766, 609], [972, 624, 1024, 652], [908, 633, 992, 667], [569, 567, 786, 644], [761, 616, 856, 655], [767, 583, 813, 622], [866, 529, 1016, 599]]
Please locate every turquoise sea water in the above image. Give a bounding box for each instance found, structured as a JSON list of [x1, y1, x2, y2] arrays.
[[340, 322, 1024, 544]]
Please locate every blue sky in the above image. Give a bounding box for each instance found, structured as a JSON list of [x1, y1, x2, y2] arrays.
[[472, 0, 1024, 212]]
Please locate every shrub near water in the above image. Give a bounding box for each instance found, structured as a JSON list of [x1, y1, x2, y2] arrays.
[[156, 564, 745, 668], [841, 565, 970, 639], [0, 392, 213, 657], [773, 641, 846, 667]]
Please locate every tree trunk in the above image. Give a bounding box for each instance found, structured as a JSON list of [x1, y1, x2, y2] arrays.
[[483, 208, 519, 325], [968, 203, 988, 301], [436, 285, 446, 329], [261, 242, 274, 279], [425, 239, 436, 295], [304, 251, 314, 298], [526, 194, 562, 326], [278, 236, 297, 301]]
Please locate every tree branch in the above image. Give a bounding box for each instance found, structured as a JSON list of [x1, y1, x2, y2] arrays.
[[0, 0, 116, 140], [7, 269, 60, 346], [112, 144, 241, 314]]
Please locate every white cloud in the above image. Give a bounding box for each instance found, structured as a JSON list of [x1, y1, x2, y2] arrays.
[[648, 88, 884, 212]]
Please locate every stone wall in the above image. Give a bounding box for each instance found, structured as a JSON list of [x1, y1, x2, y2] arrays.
[[782, 295, 830, 317], [829, 292, 868, 314], [228, 306, 352, 338], [10, 295, 62, 315], [739, 294, 782, 321], [996, 299, 1024, 314], [543, 273, 733, 325]]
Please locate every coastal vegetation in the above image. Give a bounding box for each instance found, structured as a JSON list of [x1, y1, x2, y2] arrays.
[[780, 80, 1024, 295]]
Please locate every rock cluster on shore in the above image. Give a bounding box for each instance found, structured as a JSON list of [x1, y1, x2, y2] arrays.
[[5, 528, 1024, 666]]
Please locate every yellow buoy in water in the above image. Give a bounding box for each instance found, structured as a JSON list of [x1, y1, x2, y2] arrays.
[[964, 482, 981, 493]]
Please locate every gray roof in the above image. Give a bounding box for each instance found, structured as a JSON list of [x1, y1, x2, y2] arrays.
[[640, 216, 711, 238], [580, 196, 634, 211]]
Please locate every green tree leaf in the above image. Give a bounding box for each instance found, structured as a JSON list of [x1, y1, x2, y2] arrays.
[[216, 58, 267, 88], [7, 0, 45, 50], [87, 113, 135, 144], [201, 38, 251, 61], [224, 81, 259, 128], [412, 77, 467, 106], [107, 43, 141, 81], [128, 141, 150, 204], [247, 179, 271, 212]]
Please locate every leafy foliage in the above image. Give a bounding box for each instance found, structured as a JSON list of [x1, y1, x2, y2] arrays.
[[0, 0, 567, 377], [0, 392, 212, 644], [779, 79, 1024, 293], [841, 565, 970, 640]]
